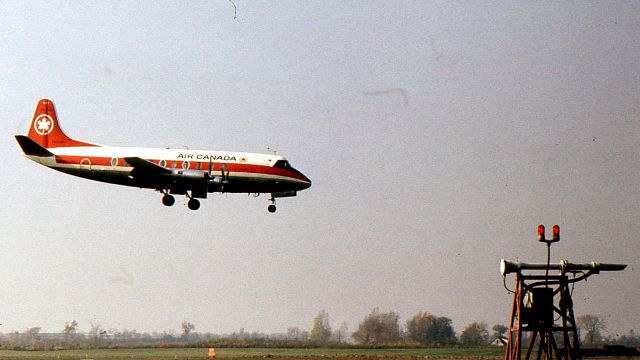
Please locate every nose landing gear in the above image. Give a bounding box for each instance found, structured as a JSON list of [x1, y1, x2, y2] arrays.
[[268, 196, 277, 213]]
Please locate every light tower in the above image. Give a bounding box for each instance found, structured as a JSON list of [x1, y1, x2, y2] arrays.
[[501, 225, 626, 360]]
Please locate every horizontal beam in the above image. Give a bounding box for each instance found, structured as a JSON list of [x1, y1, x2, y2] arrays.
[[500, 259, 626, 276]]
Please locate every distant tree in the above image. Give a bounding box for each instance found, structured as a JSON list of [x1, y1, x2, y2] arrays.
[[8, 330, 19, 348], [492, 324, 508, 339], [287, 327, 309, 340], [24, 327, 41, 349], [181, 321, 195, 339], [332, 321, 349, 343], [25, 326, 41, 336], [405, 312, 456, 344], [352, 308, 401, 345], [310, 310, 332, 343], [460, 322, 489, 345], [63, 320, 79, 336], [88, 321, 105, 346], [577, 314, 606, 346]]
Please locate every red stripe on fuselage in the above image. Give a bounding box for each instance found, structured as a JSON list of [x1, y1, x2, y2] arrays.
[[53, 155, 309, 182], [55, 155, 112, 166]]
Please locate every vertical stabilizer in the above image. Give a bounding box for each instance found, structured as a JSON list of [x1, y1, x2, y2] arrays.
[[27, 99, 96, 148]]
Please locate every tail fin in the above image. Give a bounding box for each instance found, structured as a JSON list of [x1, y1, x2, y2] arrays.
[[27, 99, 97, 148]]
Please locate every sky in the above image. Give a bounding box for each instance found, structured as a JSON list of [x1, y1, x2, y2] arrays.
[[0, 1, 639, 337]]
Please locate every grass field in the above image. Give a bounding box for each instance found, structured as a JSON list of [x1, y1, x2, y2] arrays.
[[0, 348, 631, 360], [0, 347, 506, 360]]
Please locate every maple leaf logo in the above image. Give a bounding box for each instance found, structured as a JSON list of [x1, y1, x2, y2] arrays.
[[37, 118, 51, 132], [33, 115, 54, 135]]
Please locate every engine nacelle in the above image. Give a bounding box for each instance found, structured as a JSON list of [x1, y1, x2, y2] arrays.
[[206, 174, 229, 192], [163, 169, 228, 194], [169, 169, 207, 180]]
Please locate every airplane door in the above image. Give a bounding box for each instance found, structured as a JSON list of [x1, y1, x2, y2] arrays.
[[80, 158, 91, 170]]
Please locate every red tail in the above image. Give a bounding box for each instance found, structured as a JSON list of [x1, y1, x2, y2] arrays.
[[27, 99, 97, 148]]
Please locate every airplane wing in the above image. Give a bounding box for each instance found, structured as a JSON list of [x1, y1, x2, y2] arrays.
[[124, 157, 172, 178]]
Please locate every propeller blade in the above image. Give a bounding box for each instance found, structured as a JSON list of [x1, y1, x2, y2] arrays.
[[220, 163, 230, 192]]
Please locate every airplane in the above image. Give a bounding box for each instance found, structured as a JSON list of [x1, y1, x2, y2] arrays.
[[15, 99, 311, 212]]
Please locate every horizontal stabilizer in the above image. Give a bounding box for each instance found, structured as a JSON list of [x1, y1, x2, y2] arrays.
[[15, 135, 54, 156], [124, 157, 172, 178]]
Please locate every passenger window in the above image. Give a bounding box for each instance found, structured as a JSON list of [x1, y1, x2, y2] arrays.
[[183, 161, 190, 169], [159, 160, 167, 167]]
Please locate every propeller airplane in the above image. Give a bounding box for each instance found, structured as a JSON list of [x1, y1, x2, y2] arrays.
[[15, 99, 311, 212]]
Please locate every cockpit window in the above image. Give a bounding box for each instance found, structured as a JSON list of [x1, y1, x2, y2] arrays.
[[274, 160, 290, 169], [273, 159, 306, 179]]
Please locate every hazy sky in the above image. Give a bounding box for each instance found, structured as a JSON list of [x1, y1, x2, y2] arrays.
[[1, 1, 639, 337]]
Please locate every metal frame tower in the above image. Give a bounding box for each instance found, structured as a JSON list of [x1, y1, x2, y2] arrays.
[[501, 225, 625, 360]]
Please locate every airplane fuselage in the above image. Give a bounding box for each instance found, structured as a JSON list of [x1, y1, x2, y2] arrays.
[[31, 146, 309, 194]]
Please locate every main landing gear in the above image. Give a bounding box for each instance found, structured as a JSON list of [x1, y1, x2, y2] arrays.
[[187, 198, 200, 211], [185, 191, 201, 211], [162, 193, 175, 207], [160, 191, 199, 210]]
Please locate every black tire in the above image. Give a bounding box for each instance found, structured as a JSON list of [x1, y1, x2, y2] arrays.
[[188, 198, 201, 211], [162, 194, 175, 207], [267, 204, 277, 213]]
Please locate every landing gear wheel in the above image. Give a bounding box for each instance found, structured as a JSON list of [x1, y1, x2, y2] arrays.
[[187, 198, 201, 211], [162, 194, 175, 207], [267, 195, 277, 213]]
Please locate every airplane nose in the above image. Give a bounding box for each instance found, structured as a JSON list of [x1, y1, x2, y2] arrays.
[[300, 175, 312, 190], [287, 166, 311, 190], [303, 179, 312, 189]]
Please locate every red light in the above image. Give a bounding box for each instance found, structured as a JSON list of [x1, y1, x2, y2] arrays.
[[537, 224, 545, 242], [552, 225, 560, 242]]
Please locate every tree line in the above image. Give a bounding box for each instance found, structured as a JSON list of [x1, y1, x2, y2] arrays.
[[0, 311, 633, 350], [312, 308, 497, 346]]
